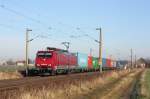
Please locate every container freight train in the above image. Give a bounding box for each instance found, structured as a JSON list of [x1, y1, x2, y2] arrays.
[[35, 47, 116, 75]]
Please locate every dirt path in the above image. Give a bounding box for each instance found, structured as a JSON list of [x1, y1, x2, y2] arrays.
[[75, 69, 144, 99]]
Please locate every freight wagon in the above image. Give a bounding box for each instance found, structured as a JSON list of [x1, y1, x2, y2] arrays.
[[76, 52, 88, 70], [102, 58, 116, 70], [92, 57, 99, 70]]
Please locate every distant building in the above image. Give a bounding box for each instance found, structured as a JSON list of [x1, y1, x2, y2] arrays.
[[29, 64, 34, 67], [137, 58, 146, 68], [0, 60, 7, 66], [16, 60, 35, 67], [116, 60, 129, 69], [6, 59, 16, 66], [16, 61, 25, 66]]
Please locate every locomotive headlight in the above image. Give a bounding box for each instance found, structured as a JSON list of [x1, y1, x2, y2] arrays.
[[48, 64, 51, 66]]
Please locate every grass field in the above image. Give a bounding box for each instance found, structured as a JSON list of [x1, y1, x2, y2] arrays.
[[141, 69, 150, 99], [0, 65, 25, 72], [0, 65, 38, 80], [0, 66, 24, 80], [10, 70, 140, 99], [17, 71, 126, 99]]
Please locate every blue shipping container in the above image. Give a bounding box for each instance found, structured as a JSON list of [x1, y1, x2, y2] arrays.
[[102, 58, 107, 67], [76, 53, 88, 68]]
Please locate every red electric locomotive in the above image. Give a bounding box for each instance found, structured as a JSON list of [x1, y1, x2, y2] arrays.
[[35, 47, 77, 75]]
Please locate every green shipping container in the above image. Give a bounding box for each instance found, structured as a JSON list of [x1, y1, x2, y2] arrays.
[[92, 57, 99, 69]]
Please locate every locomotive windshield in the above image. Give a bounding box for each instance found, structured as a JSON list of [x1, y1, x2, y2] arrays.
[[37, 52, 52, 58]]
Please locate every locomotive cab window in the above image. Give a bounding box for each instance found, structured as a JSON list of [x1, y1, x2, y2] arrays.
[[45, 53, 52, 58], [37, 52, 52, 58]]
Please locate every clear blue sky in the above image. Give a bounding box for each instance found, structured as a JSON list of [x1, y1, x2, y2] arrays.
[[0, 0, 150, 60]]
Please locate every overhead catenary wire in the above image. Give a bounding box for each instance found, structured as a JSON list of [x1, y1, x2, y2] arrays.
[[0, 1, 95, 40], [0, 1, 99, 46], [56, 22, 100, 43], [0, 4, 52, 30], [0, 3, 55, 41], [79, 28, 98, 41], [0, 4, 70, 39], [0, 22, 52, 39], [70, 27, 99, 43], [0, 1, 109, 60]]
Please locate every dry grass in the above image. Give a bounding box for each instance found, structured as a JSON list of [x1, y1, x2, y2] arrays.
[[0, 71, 22, 80], [140, 70, 147, 97], [101, 70, 141, 99], [140, 69, 150, 99], [14, 70, 133, 99]]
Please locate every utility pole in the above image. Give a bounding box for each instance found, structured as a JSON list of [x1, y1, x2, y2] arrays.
[[96, 27, 102, 73], [135, 55, 137, 68], [25, 28, 32, 76], [131, 49, 133, 69]]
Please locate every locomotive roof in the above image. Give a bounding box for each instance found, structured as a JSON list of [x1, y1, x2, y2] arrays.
[[37, 47, 68, 53], [47, 47, 68, 52]]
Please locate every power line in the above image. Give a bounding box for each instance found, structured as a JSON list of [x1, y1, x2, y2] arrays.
[[77, 27, 97, 40], [0, 23, 51, 38], [0, 3, 99, 44], [70, 27, 98, 43], [56, 22, 99, 41], [57, 23, 96, 41], [0, 1, 97, 40], [0, 4, 52, 30], [0, 4, 53, 40], [0, 5, 39, 23], [0, 23, 53, 43]]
